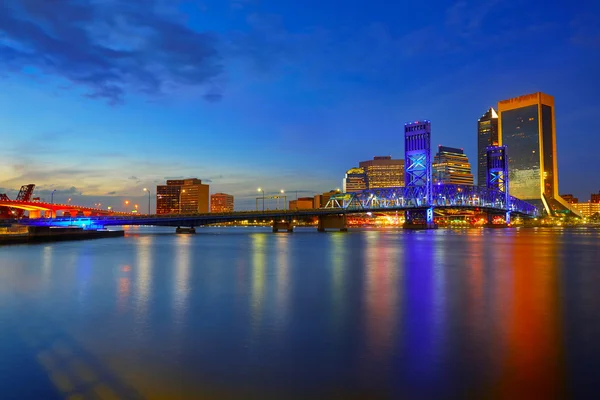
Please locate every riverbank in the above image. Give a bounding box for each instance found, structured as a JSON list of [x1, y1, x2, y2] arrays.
[[0, 226, 124, 245]]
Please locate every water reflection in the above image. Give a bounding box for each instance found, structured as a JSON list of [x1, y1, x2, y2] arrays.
[[401, 232, 444, 393], [274, 235, 290, 328], [251, 234, 267, 334], [496, 233, 565, 398], [363, 231, 399, 362], [134, 235, 153, 331], [330, 233, 346, 333], [0, 228, 597, 399], [173, 235, 191, 333]]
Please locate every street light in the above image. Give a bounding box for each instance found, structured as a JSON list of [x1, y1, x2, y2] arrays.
[[280, 189, 286, 211], [50, 189, 56, 221], [257, 188, 264, 211], [143, 188, 151, 215], [67, 198, 72, 204], [179, 189, 186, 214], [134, 204, 138, 213], [125, 200, 130, 213]]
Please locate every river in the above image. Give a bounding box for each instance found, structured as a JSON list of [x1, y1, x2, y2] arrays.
[[1, 227, 599, 399]]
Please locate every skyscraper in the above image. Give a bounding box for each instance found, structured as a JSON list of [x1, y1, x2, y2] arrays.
[[343, 167, 367, 192], [210, 193, 234, 213], [432, 146, 474, 185], [157, 178, 209, 214], [477, 107, 499, 186], [498, 92, 570, 215], [359, 156, 405, 189]]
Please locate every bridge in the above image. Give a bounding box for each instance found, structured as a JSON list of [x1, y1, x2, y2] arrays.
[[2, 120, 538, 232], [11, 182, 536, 231]]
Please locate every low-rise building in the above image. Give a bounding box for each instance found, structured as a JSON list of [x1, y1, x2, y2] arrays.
[[211, 193, 234, 213], [289, 197, 314, 210]]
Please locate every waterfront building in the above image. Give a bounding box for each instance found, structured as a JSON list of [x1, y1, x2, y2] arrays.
[[571, 201, 600, 217], [157, 178, 209, 214], [432, 146, 474, 185], [314, 190, 340, 208], [211, 193, 234, 213], [289, 197, 314, 210], [343, 167, 367, 192], [498, 92, 570, 215], [560, 194, 578, 204], [591, 191, 600, 203], [359, 156, 405, 189], [477, 107, 499, 186]]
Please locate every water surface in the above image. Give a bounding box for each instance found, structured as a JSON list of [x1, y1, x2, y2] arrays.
[[1, 227, 599, 399]]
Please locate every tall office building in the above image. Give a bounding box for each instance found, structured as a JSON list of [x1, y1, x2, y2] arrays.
[[157, 178, 209, 214], [477, 107, 499, 186], [432, 146, 474, 185], [211, 193, 234, 213], [498, 92, 569, 215], [343, 167, 367, 192], [359, 156, 405, 189]]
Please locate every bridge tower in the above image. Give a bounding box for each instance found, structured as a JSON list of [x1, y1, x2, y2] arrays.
[[486, 145, 511, 224], [404, 120, 435, 229]]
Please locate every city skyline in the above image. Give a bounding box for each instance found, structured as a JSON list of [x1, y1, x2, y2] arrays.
[[1, 0, 599, 211]]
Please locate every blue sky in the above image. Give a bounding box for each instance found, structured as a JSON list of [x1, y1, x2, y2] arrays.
[[1, 0, 599, 210]]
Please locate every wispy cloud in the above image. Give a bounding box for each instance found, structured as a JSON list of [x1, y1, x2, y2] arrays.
[[0, 0, 223, 104]]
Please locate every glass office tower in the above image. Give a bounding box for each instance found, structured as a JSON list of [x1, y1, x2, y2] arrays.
[[477, 107, 499, 186], [498, 92, 569, 215]]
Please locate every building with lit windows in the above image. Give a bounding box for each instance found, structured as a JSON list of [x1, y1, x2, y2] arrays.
[[498, 92, 570, 216], [359, 156, 405, 189], [156, 178, 209, 214], [477, 107, 499, 186], [571, 202, 600, 217], [591, 191, 600, 203], [210, 193, 234, 213], [343, 167, 367, 192], [432, 146, 474, 185]]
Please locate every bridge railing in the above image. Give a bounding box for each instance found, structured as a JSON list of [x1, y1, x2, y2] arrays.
[[325, 184, 538, 216]]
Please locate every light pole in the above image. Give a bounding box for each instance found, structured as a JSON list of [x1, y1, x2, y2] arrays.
[[50, 190, 56, 220], [125, 200, 130, 213], [143, 188, 151, 215], [280, 189, 286, 211], [134, 204, 139, 213], [67, 198, 72, 205], [257, 188, 264, 211], [179, 189, 186, 214]]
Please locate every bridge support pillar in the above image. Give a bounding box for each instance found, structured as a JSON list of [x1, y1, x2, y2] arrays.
[[318, 215, 347, 232], [272, 221, 294, 233], [176, 227, 196, 234], [44, 210, 56, 218], [29, 210, 42, 219], [403, 209, 437, 230]]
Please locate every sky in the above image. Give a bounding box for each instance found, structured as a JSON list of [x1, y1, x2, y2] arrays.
[[1, 0, 599, 211]]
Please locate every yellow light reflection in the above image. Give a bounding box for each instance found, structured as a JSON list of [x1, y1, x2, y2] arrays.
[[173, 235, 191, 332], [363, 230, 399, 361], [274, 235, 290, 328], [251, 234, 266, 333]]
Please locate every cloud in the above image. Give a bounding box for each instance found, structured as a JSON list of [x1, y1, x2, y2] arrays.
[[106, 191, 117, 195], [0, 0, 223, 104], [128, 176, 139, 180]]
